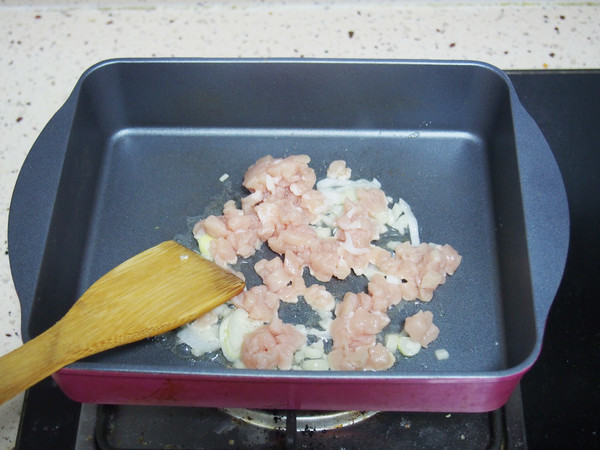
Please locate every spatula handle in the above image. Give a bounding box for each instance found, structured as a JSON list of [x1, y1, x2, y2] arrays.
[[0, 325, 73, 404]]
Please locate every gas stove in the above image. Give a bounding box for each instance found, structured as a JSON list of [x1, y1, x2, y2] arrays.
[[17, 378, 527, 449], [74, 397, 525, 449], [14, 70, 600, 449]]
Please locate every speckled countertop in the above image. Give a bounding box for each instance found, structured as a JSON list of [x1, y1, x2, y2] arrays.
[[0, 1, 598, 447]]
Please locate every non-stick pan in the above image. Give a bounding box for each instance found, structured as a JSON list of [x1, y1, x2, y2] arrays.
[[8, 59, 568, 412]]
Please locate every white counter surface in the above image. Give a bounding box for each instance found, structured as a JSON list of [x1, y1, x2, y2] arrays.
[[1, 1, 598, 447]]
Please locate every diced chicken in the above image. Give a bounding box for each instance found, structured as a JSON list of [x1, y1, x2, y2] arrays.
[[365, 343, 396, 370], [327, 346, 370, 371], [254, 256, 306, 303], [231, 286, 280, 322], [300, 190, 327, 219], [201, 215, 228, 238], [404, 310, 440, 348], [184, 154, 462, 373], [241, 317, 307, 370], [367, 273, 404, 311], [327, 160, 352, 180], [327, 292, 391, 371], [255, 257, 293, 293], [370, 242, 462, 302], [243, 154, 316, 197], [211, 237, 238, 267], [304, 284, 336, 311], [355, 187, 389, 218]]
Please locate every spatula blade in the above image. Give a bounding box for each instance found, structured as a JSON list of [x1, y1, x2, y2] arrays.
[[64, 240, 245, 351]]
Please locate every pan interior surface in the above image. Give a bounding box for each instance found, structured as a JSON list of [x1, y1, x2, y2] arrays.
[[27, 61, 535, 376]]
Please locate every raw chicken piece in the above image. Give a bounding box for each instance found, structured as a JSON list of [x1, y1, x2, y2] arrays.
[[328, 292, 390, 371], [327, 346, 369, 371], [241, 317, 307, 370], [372, 242, 462, 302], [327, 341, 395, 371], [367, 273, 404, 311], [255, 257, 294, 294], [439, 244, 462, 275], [254, 256, 306, 303], [304, 284, 336, 311], [201, 215, 228, 238], [355, 187, 389, 219], [194, 200, 262, 265], [404, 310, 440, 348], [222, 201, 262, 258], [307, 239, 346, 282], [211, 237, 238, 267], [231, 286, 280, 322], [327, 160, 351, 180], [268, 224, 318, 260], [365, 343, 396, 370], [300, 190, 327, 219], [243, 154, 316, 197], [348, 304, 390, 336]]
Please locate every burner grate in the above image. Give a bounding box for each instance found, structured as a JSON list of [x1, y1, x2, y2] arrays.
[[72, 389, 527, 450], [221, 408, 378, 432]]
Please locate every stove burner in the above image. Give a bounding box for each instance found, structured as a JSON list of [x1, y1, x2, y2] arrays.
[[66, 391, 527, 450], [221, 408, 378, 431]]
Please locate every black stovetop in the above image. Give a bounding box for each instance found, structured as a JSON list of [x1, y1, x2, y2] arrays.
[[14, 70, 600, 450]]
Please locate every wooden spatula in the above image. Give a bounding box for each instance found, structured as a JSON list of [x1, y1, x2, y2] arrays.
[[0, 240, 244, 404]]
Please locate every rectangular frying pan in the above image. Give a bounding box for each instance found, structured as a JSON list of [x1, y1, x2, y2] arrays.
[[8, 59, 568, 412]]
